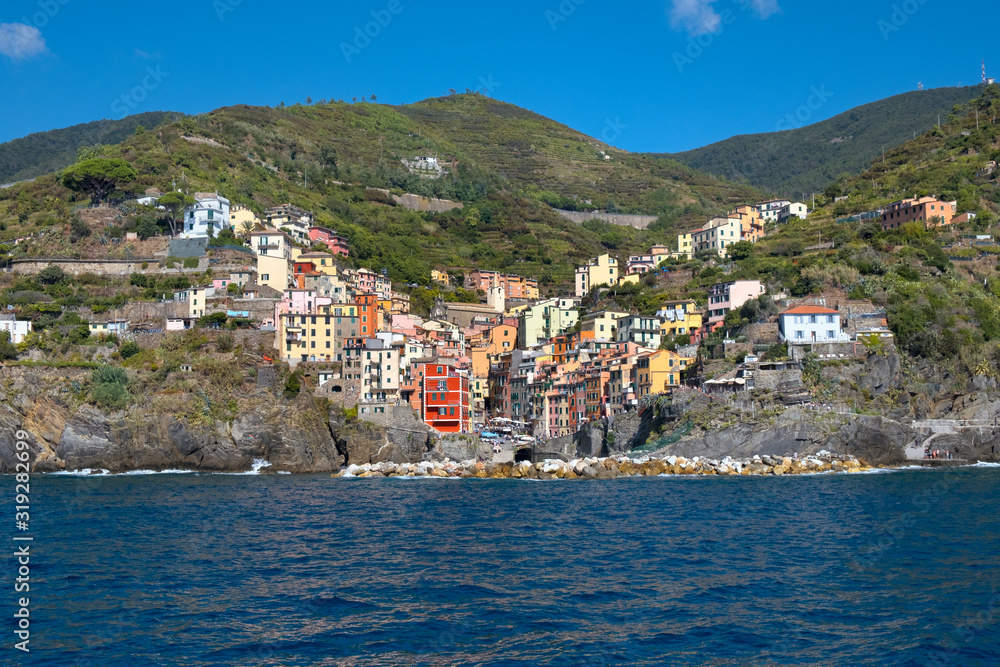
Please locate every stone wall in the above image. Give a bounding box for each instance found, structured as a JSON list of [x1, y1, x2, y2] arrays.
[[205, 297, 280, 322], [554, 209, 660, 230], [9, 258, 206, 276], [788, 342, 865, 362], [753, 369, 804, 393]]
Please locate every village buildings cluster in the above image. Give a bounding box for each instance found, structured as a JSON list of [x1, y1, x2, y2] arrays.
[[65, 195, 900, 440]]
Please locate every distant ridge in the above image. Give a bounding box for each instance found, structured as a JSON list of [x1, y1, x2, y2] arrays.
[[0, 111, 185, 183], [661, 85, 985, 197]]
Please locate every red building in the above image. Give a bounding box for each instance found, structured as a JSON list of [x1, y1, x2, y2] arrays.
[[309, 226, 350, 257], [422, 364, 471, 433]]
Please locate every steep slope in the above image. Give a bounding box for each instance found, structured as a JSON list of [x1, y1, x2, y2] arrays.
[[663, 85, 985, 197], [0, 111, 185, 184]]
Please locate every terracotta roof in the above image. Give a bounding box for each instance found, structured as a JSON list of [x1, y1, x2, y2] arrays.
[[782, 306, 839, 315]]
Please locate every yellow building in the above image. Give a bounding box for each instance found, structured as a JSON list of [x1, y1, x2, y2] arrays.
[[660, 300, 703, 339], [297, 252, 341, 277], [580, 310, 627, 341], [431, 269, 450, 287], [277, 302, 360, 366], [618, 274, 641, 287], [676, 233, 693, 260], [230, 205, 260, 234], [574, 254, 619, 297], [251, 229, 294, 292], [637, 349, 695, 398]]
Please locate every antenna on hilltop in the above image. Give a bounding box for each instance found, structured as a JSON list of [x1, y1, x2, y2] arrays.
[[918, 81, 924, 91], [984, 59, 988, 84]]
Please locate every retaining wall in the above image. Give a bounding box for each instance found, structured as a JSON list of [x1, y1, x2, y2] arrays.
[[554, 209, 660, 230]]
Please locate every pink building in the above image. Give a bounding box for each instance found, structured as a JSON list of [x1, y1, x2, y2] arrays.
[[706, 280, 765, 329], [273, 289, 332, 324], [309, 226, 350, 256]]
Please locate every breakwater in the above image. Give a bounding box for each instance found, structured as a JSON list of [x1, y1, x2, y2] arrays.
[[340, 452, 869, 479]]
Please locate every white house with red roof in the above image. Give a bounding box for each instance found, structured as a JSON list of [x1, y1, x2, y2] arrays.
[[778, 306, 850, 343]]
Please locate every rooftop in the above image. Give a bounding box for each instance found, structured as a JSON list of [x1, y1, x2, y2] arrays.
[[782, 306, 839, 315]]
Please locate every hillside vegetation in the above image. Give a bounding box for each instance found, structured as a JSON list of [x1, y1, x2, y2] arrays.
[[0, 111, 185, 184], [0, 95, 760, 290], [665, 85, 985, 198]]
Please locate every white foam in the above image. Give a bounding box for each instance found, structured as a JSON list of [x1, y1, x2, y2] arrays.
[[970, 461, 1000, 468], [220, 459, 273, 476], [46, 468, 111, 477]]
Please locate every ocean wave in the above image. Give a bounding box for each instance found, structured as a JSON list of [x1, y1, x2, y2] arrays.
[[219, 459, 273, 475], [970, 461, 1000, 468]]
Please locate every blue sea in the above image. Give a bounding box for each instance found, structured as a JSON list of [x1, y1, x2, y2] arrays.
[[7, 465, 1000, 666]]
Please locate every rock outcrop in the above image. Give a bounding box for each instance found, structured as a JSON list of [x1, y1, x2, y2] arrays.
[[0, 367, 342, 474]]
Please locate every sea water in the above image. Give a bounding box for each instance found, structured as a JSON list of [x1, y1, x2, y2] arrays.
[[9, 466, 1000, 666]]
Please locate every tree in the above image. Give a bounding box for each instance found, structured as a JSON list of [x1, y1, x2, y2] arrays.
[[38, 265, 66, 285], [69, 215, 91, 242], [0, 331, 17, 361], [823, 182, 842, 202], [237, 219, 256, 241], [60, 158, 138, 205], [157, 192, 195, 236], [726, 240, 755, 261], [135, 213, 161, 240]]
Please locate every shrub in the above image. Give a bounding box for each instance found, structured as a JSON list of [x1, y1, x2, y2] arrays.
[[118, 341, 141, 360], [283, 371, 302, 399], [38, 265, 67, 285], [90, 365, 130, 410], [0, 331, 18, 360], [215, 333, 235, 353]]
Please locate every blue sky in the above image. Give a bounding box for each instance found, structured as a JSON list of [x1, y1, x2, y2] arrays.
[[1, 0, 998, 152]]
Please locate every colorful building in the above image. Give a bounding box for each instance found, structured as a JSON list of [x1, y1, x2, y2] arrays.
[[308, 226, 349, 256], [575, 254, 619, 297], [880, 197, 957, 230], [422, 364, 472, 433]]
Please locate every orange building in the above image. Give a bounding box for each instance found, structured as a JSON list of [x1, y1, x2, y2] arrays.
[[881, 197, 957, 230]]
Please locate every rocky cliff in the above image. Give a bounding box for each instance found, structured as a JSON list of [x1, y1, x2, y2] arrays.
[[0, 367, 343, 474]]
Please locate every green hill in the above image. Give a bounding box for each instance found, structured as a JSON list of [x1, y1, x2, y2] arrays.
[[0, 95, 760, 291], [0, 111, 185, 184], [663, 85, 986, 198]]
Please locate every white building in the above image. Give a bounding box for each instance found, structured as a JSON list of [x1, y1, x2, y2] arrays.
[[0, 317, 32, 344], [758, 199, 791, 223], [778, 202, 809, 223], [778, 306, 849, 343], [616, 315, 663, 348], [181, 192, 231, 238]]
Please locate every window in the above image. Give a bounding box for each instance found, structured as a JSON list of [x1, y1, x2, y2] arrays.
[[795, 331, 804, 339], [827, 315, 835, 324], [827, 331, 835, 339], [261, 274, 269, 281]]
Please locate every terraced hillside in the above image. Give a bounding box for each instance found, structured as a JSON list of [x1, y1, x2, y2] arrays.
[[0, 95, 761, 290]]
